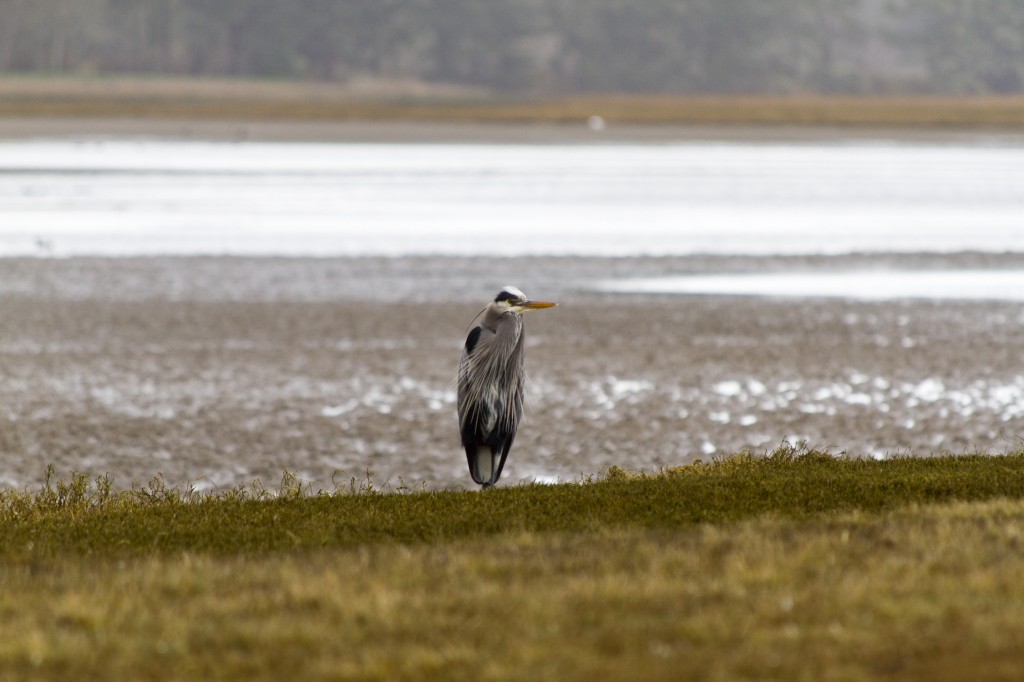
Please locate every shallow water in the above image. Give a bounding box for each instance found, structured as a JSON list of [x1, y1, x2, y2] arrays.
[[1, 138, 1023, 257]]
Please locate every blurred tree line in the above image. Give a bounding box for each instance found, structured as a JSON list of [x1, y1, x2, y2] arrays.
[[1, 0, 1021, 94]]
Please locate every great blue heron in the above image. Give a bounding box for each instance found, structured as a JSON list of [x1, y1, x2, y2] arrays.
[[457, 286, 556, 488]]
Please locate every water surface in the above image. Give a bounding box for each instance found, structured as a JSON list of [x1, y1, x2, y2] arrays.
[[2, 138, 1022, 257], [597, 269, 1024, 301]]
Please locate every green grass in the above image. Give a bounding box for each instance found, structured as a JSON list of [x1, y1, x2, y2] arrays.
[[5, 450, 1024, 557], [4, 449, 1024, 680]]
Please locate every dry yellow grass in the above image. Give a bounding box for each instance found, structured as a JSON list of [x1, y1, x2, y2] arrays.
[[2, 500, 1024, 680], [3, 76, 1024, 127]]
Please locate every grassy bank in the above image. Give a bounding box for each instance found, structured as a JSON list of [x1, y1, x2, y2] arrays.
[[3, 76, 1024, 128], [5, 451, 1024, 557], [3, 451, 1024, 680]]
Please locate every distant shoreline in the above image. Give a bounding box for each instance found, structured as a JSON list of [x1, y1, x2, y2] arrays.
[[3, 76, 1024, 141]]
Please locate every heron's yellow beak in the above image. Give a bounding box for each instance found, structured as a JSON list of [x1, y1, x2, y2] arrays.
[[521, 300, 557, 311]]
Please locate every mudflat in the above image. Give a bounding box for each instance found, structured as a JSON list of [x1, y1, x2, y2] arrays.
[[2, 255, 1021, 491]]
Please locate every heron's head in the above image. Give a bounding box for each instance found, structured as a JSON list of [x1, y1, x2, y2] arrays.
[[491, 285, 557, 315]]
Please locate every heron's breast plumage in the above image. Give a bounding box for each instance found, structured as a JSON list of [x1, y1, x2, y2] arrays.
[[457, 314, 526, 439]]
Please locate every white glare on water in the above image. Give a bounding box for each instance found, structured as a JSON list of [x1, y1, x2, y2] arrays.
[[596, 270, 1024, 301], [1, 139, 1023, 257]]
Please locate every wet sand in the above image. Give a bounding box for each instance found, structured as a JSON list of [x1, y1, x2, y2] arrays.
[[2, 255, 1022, 491]]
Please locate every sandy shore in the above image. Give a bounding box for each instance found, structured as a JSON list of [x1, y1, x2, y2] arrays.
[[2, 255, 1022, 491]]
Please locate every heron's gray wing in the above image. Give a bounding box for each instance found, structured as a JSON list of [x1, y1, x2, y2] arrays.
[[458, 325, 494, 434]]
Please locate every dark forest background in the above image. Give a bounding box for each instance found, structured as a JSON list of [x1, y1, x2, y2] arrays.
[[1, 0, 1022, 94]]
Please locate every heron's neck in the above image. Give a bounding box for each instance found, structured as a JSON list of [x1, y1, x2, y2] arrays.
[[481, 307, 518, 332]]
